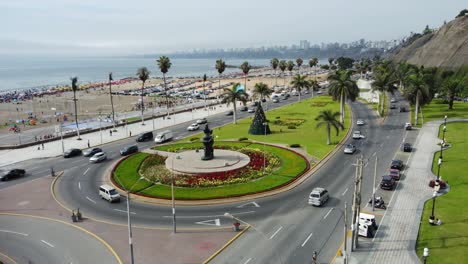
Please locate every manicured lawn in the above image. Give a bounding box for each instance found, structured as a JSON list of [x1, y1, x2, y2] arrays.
[[113, 142, 308, 199], [411, 99, 468, 126], [416, 122, 468, 263], [124, 116, 141, 123], [188, 96, 350, 159]]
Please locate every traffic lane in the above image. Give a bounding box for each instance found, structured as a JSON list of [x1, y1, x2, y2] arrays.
[[0, 215, 120, 264]]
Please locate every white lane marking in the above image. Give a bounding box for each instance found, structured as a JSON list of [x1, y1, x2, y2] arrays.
[[162, 210, 255, 218], [341, 188, 348, 196], [243, 258, 252, 264], [236, 201, 260, 208], [78, 182, 81, 190], [269, 226, 283, 239], [323, 208, 333, 219], [114, 209, 136, 215], [195, 219, 221, 226], [372, 152, 377, 157], [41, 240, 55, 248], [83, 168, 90, 175], [86, 196, 96, 204], [301, 233, 313, 247], [0, 230, 28, 236]]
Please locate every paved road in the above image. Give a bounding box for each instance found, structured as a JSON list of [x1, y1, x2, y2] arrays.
[[0, 214, 121, 264]]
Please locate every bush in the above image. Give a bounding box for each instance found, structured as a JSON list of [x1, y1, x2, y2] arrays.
[[290, 144, 301, 148], [189, 137, 199, 142], [288, 125, 296, 129], [276, 116, 281, 119], [239, 137, 249, 141]]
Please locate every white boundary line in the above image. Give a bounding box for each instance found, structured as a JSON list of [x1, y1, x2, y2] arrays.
[[269, 226, 283, 239]]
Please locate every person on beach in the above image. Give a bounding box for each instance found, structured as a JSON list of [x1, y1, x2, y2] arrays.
[[87, 140, 90, 148], [109, 130, 112, 136], [41, 143, 44, 150]]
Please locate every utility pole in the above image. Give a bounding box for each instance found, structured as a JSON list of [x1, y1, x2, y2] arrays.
[[351, 156, 364, 251], [354, 156, 364, 249], [372, 156, 378, 211], [351, 157, 359, 251], [343, 202, 348, 264]]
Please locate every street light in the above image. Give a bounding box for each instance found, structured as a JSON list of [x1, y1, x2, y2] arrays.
[[436, 156, 442, 181], [263, 122, 268, 174], [423, 247, 429, 264], [430, 191, 437, 224], [124, 176, 145, 264], [440, 125, 446, 160], [171, 155, 179, 234]]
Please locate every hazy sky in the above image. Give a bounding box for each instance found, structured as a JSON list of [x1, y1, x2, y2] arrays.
[[0, 0, 465, 55]]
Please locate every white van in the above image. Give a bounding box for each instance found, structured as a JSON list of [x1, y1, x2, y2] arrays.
[[99, 185, 120, 203], [359, 212, 378, 229], [308, 187, 329, 206], [358, 223, 375, 238], [154, 130, 173, 144]]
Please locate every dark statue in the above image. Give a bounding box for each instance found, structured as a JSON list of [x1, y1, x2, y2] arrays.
[[201, 124, 214, 160]]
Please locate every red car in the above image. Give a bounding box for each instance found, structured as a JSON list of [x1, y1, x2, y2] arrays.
[[389, 169, 401, 180]]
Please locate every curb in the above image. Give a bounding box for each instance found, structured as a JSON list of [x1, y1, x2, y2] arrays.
[[203, 225, 251, 264]]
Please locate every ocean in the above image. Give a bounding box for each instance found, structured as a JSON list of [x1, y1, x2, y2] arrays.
[[1, 56, 316, 92]]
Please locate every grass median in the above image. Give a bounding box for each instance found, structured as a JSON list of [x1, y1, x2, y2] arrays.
[[416, 122, 468, 263], [411, 98, 468, 126]]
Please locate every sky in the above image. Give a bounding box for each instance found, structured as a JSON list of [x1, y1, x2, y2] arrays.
[[0, 0, 465, 56]]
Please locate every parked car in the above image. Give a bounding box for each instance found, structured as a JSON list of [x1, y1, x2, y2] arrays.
[[344, 144, 357, 154], [187, 123, 200, 131], [389, 169, 401, 180], [136, 131, 153, 142], [405, 123, 412, 130], [308, 187, 329, 206], [356, 119, 365, 126], [0, 169, 26, 181], [403, 143, 412, 152], [120, 145, 138, 156], [196, 118, 207, 124], [352, 131, 364, 139], [226, 111, 234, 116], [89, 152, 107, 163], [273, 99, 280, 103], [380, 175, 396, 190], [64, 148, 82, 158], [390, 160, 404, 170], [83, 147, 103, 157]]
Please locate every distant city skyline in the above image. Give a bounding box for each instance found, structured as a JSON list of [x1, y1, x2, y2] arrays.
[[0, 0, 465, 56]]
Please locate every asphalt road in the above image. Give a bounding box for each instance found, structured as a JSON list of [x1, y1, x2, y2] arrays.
[[0, 215, 120, 264]]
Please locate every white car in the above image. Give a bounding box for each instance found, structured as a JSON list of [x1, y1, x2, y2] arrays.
[[356, 119, 365, 126], [390, 98, 397, 103], [352, 131, 365, 139], [247, 108, 255, 113], [90, 152, 107, 163], [187, 123, 200, 131], [344, 144, 357, 154], [196, 118, 207, 124]]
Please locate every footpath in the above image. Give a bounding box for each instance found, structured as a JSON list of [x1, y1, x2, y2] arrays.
[[335, 119, 451, 264]]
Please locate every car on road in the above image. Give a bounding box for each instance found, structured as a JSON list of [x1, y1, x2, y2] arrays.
[[136, 131, 153, 142], [405, 122, 412, 130], [83, 147, 103, 157], [120, 145, 138, 156], [390, 104, 396, 109], [64, 148, 82, 158], [344, 144, 357, 154], [390, 98, 397, 103], [316, 90, 323, 95], [99, 185, 120, 203], [356, 119, 365, 126], [403, 143, 412, 152], [389, 169, 401, 180], [240, 106, 248, 112], [187, 123, 200, 131], [352, 131, 364, 139], [226, 111, 234, 116], [89, 152, 107, 163], [247, 108, 256, 113], [196, 118, 207, 124], [308, 187, 329, 206], [399, 106, 407, 112], [380, 175, 396, 190], [273, 99, 280, 103], [390, 159, 404, 170], [0, 169, 26, 181]]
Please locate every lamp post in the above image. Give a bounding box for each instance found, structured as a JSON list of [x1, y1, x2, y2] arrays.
[[440, 125, 446, 160], [430, 191, 437, 224], [262, 122, 268, 174], [436, 156, 442, 181], [423, 247, 429, 264], [99, 111, 103, 145], [171, 155, 178, 234], [123, 176, 145, 264]]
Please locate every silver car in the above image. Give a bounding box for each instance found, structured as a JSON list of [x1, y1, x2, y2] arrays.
[[89, 152, 107, 163], [344, 144, 357, 154]]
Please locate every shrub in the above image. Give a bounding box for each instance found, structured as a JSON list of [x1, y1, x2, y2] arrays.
[[276, 116, 281, 119], [189, 137, 199, 142], [288, 125, 296, 129], [290, 143, 301, 148], [239, 137, 249, 141]]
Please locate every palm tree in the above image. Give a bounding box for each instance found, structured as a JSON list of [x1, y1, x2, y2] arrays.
[[202, 74, 207, 110], [371, 68, 396, 115], [315, 110, 344, 145], [136, 67, 150, 125], [240, 61, 251, 91], [309, 58, 319, 80], [108, 72, 116, 131], [309, 79, 320, 98], [215, 59, 226, 91], [270, 58, 279, 86], [157, 56, 172, 116], [328, 70, 359, 123], [71, 77, 81, 140], [252, 82, 272, 104], [393, 62, 412, 91], [287, 60, 295, 89], [404, 73, 430, 125], [328, 58, 334, 69], [221, 83, 249, 124], [296, 58, 303, 74], [290, 74, 310, 102], [443, 76, 463, 110], [279, 60, 287, 86]]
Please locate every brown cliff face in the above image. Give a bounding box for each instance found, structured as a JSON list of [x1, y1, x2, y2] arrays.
[[392, 16, 468, 68]]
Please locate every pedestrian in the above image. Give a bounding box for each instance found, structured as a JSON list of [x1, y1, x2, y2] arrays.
[[37, 146, 40, 150], [87, 140, 90, 148], [129, 131, 132, 137], [34, 136, 37, 141], [41, 143, 44, 150], [109, 130, 112, 136]]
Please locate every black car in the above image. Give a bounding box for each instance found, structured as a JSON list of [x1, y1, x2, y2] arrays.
[[83, 147, 103, 157], [380, 175, 396, 190], [390, 159, 404, 170], [240, 106, 248, 112], [403, 143, 412, 152], [64, 148, 82, 158], [0, 169, 26, 181], [136, 131, 153, 142], [226, 111, 234, 116], [390, 104, 396, 109], [399, 106, 406, 112], [120, 145, 138, 156]]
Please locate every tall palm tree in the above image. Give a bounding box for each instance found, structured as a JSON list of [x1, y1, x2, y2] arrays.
[[443, 76, 463, 110], [287, 60, 295, 90], [328, 58, 334, 69], [328, 70, 359, 123], [309, 79, 320, 98], [296, 58, 303, 74], [202, 74, 207, 110], [252, 82, 272, 103], [404, 73, 430, 125], [309, 58, 319, 81], [279, 60, 287, 86], [290, 74, 310, 102], [270, 58, 279, 86], [240, 61, 251, 91], [136, 67, 150, 125], [215, 59, 226, 92], [157, 56, 172, 116], [393, 62, 412, 91], [71, 77, 81, 140], [221, 83, 249, 124], [371, 69, 396, 114], [315, 110, 344, 145], [108, 72, 116, 131]]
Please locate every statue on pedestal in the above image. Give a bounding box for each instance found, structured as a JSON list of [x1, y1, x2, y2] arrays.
[[201, 124, 214, 160]]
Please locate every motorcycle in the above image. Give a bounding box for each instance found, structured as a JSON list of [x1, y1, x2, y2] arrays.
[[368, 196, 386, 210]]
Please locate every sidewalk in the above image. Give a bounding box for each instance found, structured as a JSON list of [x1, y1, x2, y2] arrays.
[[0, 104, 228, 167], [335, 120, 449, 264]]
